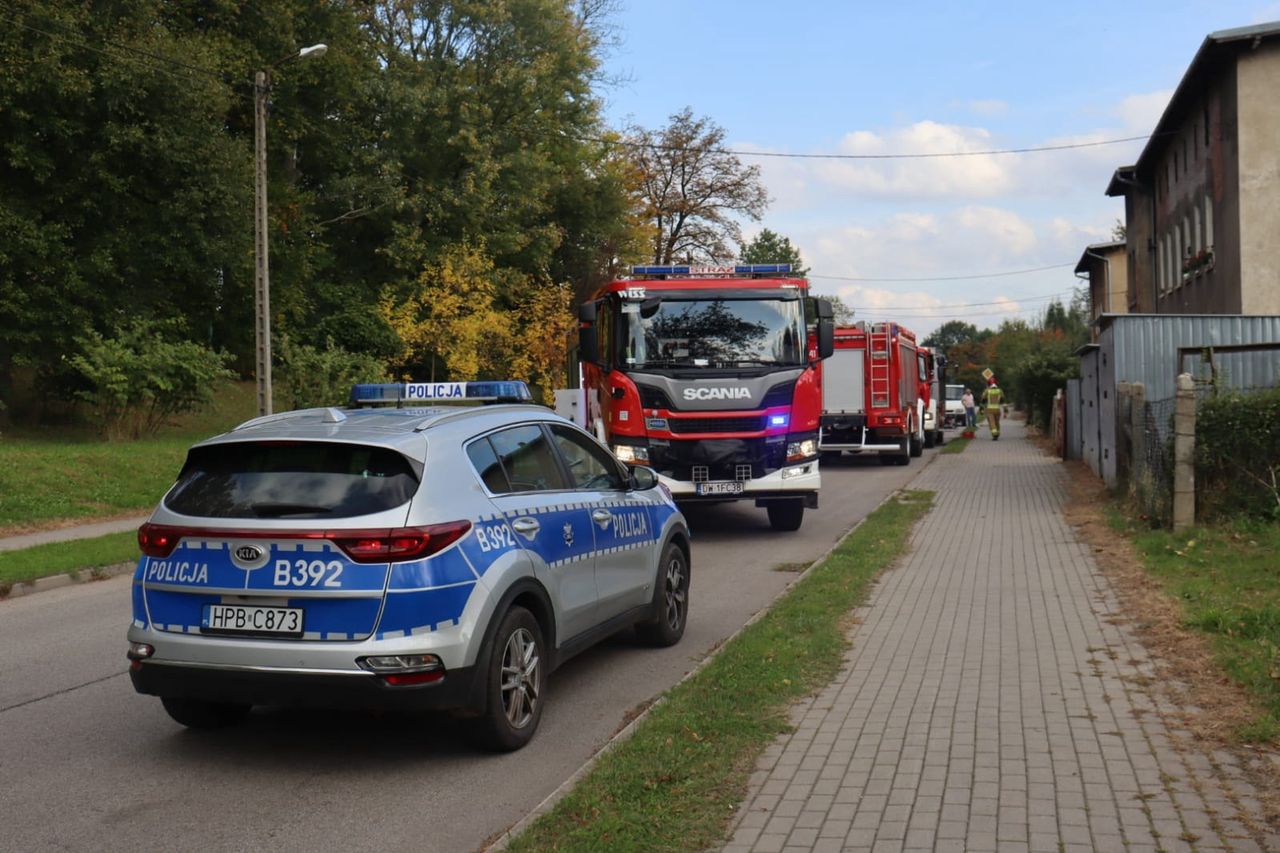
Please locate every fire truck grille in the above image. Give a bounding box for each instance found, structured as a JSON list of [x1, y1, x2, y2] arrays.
[[667, 416, 765, 435], [648, 438, 786, 482]]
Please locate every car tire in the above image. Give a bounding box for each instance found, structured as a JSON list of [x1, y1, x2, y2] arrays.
[[924, 429, 935, 449], [635, 542, 689, 647], [934, 429, 945, 447], [160, 696, 251, 730], [463, 606, 545, 752], [766, 501, 805, 531]]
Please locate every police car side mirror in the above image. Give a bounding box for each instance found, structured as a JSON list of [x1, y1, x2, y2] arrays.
[[629, 465, 658, 491]]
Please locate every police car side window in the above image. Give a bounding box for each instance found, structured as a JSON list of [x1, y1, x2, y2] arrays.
[[465, 437, 511, 493], [549, 425, 626, 491], [488, 425, 567, 493]]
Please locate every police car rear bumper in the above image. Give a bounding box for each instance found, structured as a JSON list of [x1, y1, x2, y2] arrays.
[[130, 659, 479, 711]]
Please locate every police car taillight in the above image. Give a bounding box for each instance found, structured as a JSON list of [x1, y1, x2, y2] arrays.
[[138, 523, 181, 558], [331, 520, 472, 563]]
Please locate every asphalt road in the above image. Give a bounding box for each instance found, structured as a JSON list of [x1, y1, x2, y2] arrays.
[[0, 448, 935, 853]]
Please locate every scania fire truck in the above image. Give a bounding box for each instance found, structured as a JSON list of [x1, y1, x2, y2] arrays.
[[818, 322, 925, 465], [576, 264, 834, 531]]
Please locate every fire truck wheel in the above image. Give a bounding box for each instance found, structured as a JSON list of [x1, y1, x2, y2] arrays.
[[924, 430, 935, 449], [894, 435, 911, 465], [820, 451, 841, 464], [766, 501, 805, 531], [909, 426, 924, 457]]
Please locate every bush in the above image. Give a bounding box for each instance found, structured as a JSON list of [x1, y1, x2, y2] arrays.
[[1197, 387, 1280, 521], [275, 336, 390, 410], [67, 319, 236, 440], [1008, 347, 1078, 431]]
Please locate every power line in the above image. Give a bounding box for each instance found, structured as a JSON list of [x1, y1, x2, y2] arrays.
[[810, 262, 1076, 283], [600, 133, 1159, 161], [839, 291, 1075, 312]]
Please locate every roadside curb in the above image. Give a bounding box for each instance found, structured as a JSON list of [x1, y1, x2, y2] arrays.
[[1, 561, 135, 601], [484, 449, 942, 852]]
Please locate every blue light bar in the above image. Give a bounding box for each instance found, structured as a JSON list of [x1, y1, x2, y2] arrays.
[[350, 381, 533, 406], [629, 263, 792, 277]]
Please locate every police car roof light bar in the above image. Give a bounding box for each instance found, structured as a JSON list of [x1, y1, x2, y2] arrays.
[[349, 381, 533, 407]]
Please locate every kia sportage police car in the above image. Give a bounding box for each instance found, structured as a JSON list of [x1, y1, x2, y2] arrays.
[[126, 381, 690, 751]]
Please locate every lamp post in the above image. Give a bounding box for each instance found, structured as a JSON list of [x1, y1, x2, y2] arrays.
[[254, 43, 328, 417]]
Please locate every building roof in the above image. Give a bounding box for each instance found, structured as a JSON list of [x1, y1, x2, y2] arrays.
[[1073, 241, 1126, 275], [1117, 21, 1280, 185]]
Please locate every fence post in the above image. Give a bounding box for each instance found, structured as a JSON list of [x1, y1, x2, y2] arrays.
[[1173, 373, 1196, 531], [1130, 382, 1145, 503], [1116, 381, 1132, 487]]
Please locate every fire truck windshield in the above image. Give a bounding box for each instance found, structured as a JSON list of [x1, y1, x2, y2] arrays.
[[616, 295, 806, 369]]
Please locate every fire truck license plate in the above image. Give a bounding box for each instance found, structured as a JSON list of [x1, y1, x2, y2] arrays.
[[696, 481, 744, 496]]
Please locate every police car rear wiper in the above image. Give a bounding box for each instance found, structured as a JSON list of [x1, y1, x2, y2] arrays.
[[251, 502, 334, 517]]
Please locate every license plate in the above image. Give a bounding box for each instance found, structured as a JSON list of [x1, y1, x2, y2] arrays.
[[201, 604, 304, 637], [696, 481, 745, 496]]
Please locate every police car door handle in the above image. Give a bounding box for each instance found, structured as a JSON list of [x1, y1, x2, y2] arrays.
[[511, 517, 541, 536], [591, 509, 613, 523]]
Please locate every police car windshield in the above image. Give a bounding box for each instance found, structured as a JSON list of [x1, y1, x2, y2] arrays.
[[616, 296, 805, 369], [164, 442, 418, 519]]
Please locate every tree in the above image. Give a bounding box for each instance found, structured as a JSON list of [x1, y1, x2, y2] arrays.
[[1112, 218, 1127, 241], [922, 320, 982, 354], [740, 228, 809, 275], [629, 108, 769, 264], [824, 294, 856, 325]]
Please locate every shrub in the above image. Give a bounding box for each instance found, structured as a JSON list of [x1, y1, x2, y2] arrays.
[[1197, 387, 1280, 521], [68, 319, 235, 440], [275, 336, 390, 410]]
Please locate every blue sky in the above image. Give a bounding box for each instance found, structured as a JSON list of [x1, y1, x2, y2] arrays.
[[596, 0, 1280, 336]]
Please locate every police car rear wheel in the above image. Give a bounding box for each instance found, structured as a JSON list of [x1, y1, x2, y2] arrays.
[[465, 606, 545, 751], [635, 542, 688, 646], [160, 696, 251, 730]]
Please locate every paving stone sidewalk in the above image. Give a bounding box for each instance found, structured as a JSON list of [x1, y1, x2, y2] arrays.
[[725, 419, 1275, 853]]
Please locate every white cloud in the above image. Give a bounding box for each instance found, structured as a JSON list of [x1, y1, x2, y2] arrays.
[[1113, 89, 1174, 133], [967, 99, 1009, 117]]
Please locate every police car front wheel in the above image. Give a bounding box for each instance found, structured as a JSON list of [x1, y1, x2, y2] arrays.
[[635, 542, 689, 647], [160, 696, 252, 730], [464, 606, 546, 752]]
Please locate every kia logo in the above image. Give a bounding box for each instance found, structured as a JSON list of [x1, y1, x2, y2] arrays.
[[234, 545, 265, 562]]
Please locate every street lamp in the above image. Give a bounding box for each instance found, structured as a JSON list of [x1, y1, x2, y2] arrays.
[[254, 43, 328, 416]]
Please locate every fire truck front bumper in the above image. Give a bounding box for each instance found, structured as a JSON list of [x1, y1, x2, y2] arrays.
[[658, 463, 820, 505]]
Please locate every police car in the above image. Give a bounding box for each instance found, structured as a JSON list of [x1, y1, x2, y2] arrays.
[[126, 380, 690, 751]]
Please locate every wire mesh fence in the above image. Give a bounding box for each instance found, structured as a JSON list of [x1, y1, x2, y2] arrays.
[[1125, 395, 1176, 525]]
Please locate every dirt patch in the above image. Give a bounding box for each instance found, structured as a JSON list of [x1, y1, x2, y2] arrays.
[[1059, 455, 1280, 827]]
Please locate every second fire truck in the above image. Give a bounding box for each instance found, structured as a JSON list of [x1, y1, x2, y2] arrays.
[[576, 264, 834, 531], [817, 322, 927, 465]]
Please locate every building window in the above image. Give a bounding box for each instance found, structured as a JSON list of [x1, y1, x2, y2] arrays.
[[1203, 194, 1213, 248], [1193, 205, 1201, 251]]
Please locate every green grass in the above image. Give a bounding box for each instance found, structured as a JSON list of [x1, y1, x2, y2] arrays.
[[0, 531, 139, 589], [940, 436, 971, 454], [1110, 509, 1280, 742], [0, 381, 257, 531], [504, 490, 935, 853]]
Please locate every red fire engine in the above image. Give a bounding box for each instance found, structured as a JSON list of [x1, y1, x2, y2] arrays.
[[818, 322, 927, 465], [576, 264, 834, 531]]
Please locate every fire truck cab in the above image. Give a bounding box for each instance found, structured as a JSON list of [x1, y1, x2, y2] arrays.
[[576, 264, 834, 531], [818, 322, 925, 465]]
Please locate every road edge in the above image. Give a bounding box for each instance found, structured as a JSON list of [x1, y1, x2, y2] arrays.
[[1, 561, 135, 600]]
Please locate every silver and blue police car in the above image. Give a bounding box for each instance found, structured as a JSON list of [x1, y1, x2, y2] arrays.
[[126, 380, 690, 751]]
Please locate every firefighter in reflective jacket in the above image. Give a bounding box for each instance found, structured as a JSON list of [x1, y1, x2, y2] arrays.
[[983, 377, 1004, 440]]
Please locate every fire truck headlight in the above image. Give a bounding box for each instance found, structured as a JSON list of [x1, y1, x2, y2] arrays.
[[786, 439, 817, 462], [613, 444, 649, 464]]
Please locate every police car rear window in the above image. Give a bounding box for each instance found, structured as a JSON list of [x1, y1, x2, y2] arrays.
[[164, 442, 419, 519]]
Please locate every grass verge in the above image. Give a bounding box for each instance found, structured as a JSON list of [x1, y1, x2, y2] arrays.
[[939, 436, 971, 454], [0, 382, 257, 532], [504, 490, 935, 853], [1108, 512, 1280, 742], [0, 531, 138, 588]]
